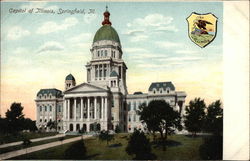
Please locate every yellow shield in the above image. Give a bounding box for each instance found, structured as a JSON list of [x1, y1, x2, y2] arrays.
[[187, 12, 218, 48]]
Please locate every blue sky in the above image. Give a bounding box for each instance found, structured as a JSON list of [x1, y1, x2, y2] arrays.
[[1, 1, 223, 119]]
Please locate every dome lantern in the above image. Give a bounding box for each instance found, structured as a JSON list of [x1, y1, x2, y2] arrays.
[[102, 5, 112, 26]]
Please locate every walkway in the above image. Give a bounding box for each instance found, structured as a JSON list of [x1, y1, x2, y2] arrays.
[[0, 134, 65, 149], [0, 135, 91, 160]]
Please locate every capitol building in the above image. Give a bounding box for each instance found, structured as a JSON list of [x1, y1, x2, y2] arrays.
[[35, 8, 186, 133]]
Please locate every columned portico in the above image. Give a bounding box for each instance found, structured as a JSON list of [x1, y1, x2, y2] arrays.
[[63, 83, 110, 132]]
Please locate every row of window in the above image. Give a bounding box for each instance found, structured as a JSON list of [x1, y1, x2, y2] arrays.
[[127, 101, 146, 111], [38, 94, 53, 99], [39, 119, 62, 123], [128, 114, 140, 122], [97, 50, 117, 58], [39, 105, 62, 112], [153, 88, 170, 94]]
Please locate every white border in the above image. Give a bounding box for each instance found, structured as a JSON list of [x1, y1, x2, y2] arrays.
[[223, 1, 249, 160]]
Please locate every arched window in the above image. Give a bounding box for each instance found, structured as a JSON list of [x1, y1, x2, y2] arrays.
[[97, 51, 100, 57], [105, 50, 107, 56]]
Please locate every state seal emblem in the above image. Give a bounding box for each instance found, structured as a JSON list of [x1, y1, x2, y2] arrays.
[[187, 12, 218, 48]]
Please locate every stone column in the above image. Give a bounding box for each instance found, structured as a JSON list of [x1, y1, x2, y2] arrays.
[[104, 97, 107, 121], [63, 100, 66, 121], [74, 98, 77, 121], [94, 97, 97, 119], [101, 97, 104, 121], [67, 99, 70, 120], [81, 98, 83, 120], [87, 97, 90, 121], [102, 64, 104, 80]]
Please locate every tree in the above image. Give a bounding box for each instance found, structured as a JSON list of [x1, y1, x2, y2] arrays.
[[23, 118, 38, 132], [126, 130, 156, 159], [204, 100, 223, 135], [0, 117, 9, 135], [184, 98, 206, 136], [98, 130, 114, 146], [199, 100, 223, 159], [115, 125, 121, 133], [46, 120, 57, 131], [5, 102, 25, 134], [139, 100, 182, 150]]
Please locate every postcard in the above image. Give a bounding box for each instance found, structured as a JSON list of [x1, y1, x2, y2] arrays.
[[0, 0, 249, 160]]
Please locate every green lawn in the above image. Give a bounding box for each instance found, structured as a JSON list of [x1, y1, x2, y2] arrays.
[[0, 135, 77, 154], [12, 133, 204, 160], [0, 132, 58, 145]]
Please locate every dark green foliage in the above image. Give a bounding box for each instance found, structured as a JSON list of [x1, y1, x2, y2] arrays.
[[5, 102, 25, 134], [199, 135, 223, 159], [46, 120, 57, 131], [184, 98, 206, 136], [22, 138, 32, 147], [115, 125, 121, 133], [126, 130, 156, 160], [139, 100, 182, 144], [204, 100, 223, 135], [23, 118, 38, 132], [0, 117, 9, 134], [64, 140, 87, 159], [98, 130, 114, 146], [199, 100, 223, 160]]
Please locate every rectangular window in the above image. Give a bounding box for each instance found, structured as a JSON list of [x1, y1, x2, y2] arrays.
[[50, 106, 52, 112], [45, 106, 47, 112], [40, 106, 42, 112], [104, 69, 107, 77], [119, 66, 121, 78], [58, 105, 61, 112], [105, 50, 107, 56]]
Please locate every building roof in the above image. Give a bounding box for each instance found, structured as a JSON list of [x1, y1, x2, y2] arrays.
[[37, 88, 62, 97], [110, 70, 118, 77], [65, 74, 75, 81], [93, 25, 120, 43], [148, 82, 175, 91]]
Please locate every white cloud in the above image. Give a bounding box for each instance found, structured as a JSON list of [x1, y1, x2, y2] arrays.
[[156, 41, 182, 48], [175, 50, 199, 54], [125, 14, 177, 42], [154, 26, 178, 32], [124, 47, 148, 53], [84, 14, 97, 24], [37, 41, 64, 53], [7, 26, 30, 40], [36, 17, 79, 34], [129, 14, 173, 28], [131, 35, 148, 42], [13, 47, 28, 54], [68, 33, 92, 43]]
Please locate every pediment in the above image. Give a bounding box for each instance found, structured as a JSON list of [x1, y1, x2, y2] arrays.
[[64, 83, 108, 94]]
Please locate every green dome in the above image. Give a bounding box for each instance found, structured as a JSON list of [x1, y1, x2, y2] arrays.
[[93, 25, 120, 43], [65, 74, 75, 81]]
